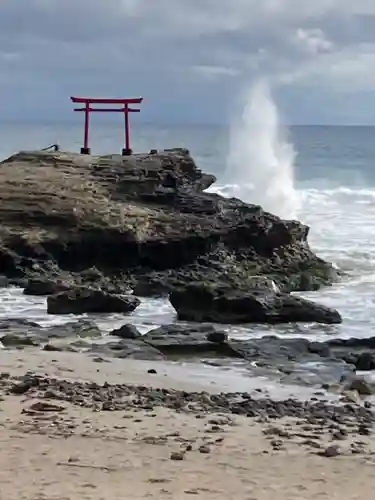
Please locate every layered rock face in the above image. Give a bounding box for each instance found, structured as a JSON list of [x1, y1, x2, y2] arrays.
[[0, 148, 336, 294]]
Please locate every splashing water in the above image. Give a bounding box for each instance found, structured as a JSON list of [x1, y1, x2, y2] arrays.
[[216, 79, 300, 219]]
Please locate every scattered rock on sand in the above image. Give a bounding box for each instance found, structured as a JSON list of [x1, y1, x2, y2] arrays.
[[319, 445, 341, 458], [198, 445, 211, 454], [170, 451, 185, 461], [47, 288, 140, 315]]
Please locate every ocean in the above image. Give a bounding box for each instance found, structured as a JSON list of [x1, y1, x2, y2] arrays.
[[1, 91, 375, 354]]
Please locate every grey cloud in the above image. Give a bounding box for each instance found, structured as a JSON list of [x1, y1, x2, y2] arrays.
[[0, 0, 375, 123]]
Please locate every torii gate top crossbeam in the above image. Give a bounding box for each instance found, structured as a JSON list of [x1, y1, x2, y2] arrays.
[[70, 96, 143, 104]]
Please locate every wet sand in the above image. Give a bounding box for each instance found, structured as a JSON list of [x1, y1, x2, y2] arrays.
[[0, 349, 374, 499]]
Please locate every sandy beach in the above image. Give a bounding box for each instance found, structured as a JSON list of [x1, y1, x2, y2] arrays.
[[0, 349, 374, 500]]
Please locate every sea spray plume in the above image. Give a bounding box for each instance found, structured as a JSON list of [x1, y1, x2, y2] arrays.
[[224, 79, 300, 219]]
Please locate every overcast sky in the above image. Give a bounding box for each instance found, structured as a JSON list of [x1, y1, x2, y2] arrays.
[[1, 0, 375, 124]]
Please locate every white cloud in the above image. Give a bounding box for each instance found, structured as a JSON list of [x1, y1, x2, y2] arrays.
[[0, 0, 375, 122]]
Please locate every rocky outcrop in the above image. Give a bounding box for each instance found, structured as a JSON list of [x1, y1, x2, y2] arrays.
[[0, 149, 337, 296], [47, 288, 140, 315], [169, 283, 342, 324], [2, 317, 375, 389], [0, 318, 101, 348]]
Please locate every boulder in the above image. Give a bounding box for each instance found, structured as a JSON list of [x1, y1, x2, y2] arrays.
[[109, 323, 141, 339], [47, 288, 140, 315], [0, 275, 9, 287], [169, 284, 342, 325], [23, 278, 70, 296]]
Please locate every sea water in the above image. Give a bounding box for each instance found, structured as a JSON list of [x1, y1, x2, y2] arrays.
[[1, 88, 375, 345]]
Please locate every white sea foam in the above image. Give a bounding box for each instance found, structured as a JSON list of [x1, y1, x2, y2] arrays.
[[214, 79, 300, 219]]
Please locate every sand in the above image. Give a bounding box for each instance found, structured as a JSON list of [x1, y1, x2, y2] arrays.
[[0, 349, 374, 499]]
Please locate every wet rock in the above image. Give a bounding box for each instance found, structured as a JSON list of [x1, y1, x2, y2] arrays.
[[133, 278, 170, 298], [109, 323, 141, 339], [23, 278, 70, 296], [89, 339, 164, 361], [0, 319, 45, 347], [0, 318, 41, 330], [45, 320, 102, 339], [43, 343, 78, 353], [47, 288, 140, 315], [0, 333, 42, 347], [345, 377, 374, 396], [142, 324, 232, 356], [169, 283, 342, 324], [206, 331, 227, 343], [0, 275, 9, 287], [355, 352, 375, 371], [43, 344, 64, 352]]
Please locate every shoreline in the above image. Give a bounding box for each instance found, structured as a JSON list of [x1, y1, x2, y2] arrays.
[[0, 349, 374, 499], [0, 347, 344, 400]]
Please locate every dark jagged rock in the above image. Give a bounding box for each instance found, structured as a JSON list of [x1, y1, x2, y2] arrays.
[[132, 277, 170, 297], [109, 323, 141, 339], [23, 278, 70, 296], [0, 319, 102, 348], [47, 288, 140, 315], [169, 283, 342, 325], [45, 320, 102, 339], [142, 324, 231, 356], [89, 338, 164, 360], [0, 334, 42, 347], [0, 275, 8, 287], [0, 149, 337, 297]]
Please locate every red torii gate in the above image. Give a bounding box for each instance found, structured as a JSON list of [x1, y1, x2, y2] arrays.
[[70, 96, 143, 155]]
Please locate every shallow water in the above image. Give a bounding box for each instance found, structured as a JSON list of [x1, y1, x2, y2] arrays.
[[1, 122, 375, 389]]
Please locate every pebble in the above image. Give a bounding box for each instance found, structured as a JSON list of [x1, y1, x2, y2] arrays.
[[170, 451, 185, 461], [198, 445, 211, 454], [1, 373, 373, 439], [320, 445, 341, 458]]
